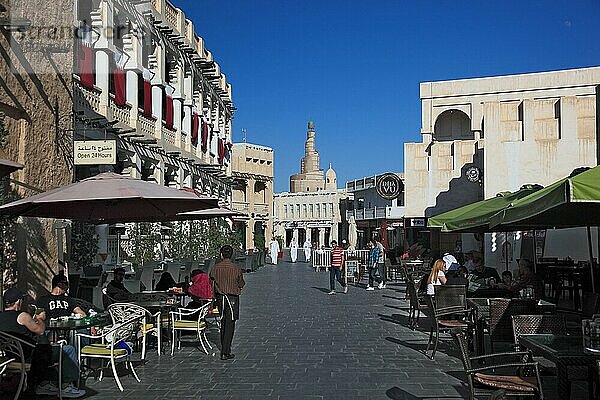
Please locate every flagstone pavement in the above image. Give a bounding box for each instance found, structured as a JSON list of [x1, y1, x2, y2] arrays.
[[31, 260, 589, 399]]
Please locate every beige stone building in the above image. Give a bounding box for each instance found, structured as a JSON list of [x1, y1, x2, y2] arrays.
[[404, 66, 599, 267], [231, 142, 274, 250], [0, 0, 234, 293], [274, 121, 348, 246]]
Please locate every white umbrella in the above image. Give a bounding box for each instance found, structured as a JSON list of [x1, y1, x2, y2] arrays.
[[348, 216, 358, 250]]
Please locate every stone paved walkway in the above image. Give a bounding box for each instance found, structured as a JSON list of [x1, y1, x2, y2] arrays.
[[25, 260, 588, 399], [81, 261, 469, 399]]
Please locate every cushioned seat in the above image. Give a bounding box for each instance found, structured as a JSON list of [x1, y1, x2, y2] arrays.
[[81, 343, 127, 357], [173, 320, 206, 329], [6, 361, 30, 371], [438, 319, 469, 328], [474, 373, 537, 392]]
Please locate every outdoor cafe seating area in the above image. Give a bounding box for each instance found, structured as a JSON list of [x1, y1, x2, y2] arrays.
[[0, 263, 249, 399], [394, 258, 600, 400]]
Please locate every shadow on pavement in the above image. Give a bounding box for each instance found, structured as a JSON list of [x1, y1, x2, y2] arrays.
[[378, 312, 412, 326], [386, 385, 467, 399], [311, 286, 331, 294], [382, 294, 406, 301], [383, 304, 411, 312]]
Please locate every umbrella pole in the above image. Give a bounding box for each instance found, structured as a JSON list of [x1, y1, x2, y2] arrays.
[[587, 226, 596, 293], [532, 230, 538, 274], [116, 231, 121, 267], [504, 232, 509, 272]]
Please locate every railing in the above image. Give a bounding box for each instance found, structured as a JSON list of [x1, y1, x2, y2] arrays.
[[232, 201, 249, 213], [312, 249, 370, 271], [137, 112, 156, 138], [164, 1, 178, 28], [253, 203, 269, 214], [162, 127, 176, 146], [109, 97, 131, 126], [75, 81, 101, 112]]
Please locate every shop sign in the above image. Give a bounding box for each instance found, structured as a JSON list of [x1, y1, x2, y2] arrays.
[[376, 173, 404, 200], [74, 140, 116, 165], [406, 218, 425, 227]]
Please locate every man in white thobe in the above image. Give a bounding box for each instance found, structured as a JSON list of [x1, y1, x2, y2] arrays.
[[290, 238, 298, 263], [303, 240, 312, 262], [268, 238, 280, 265]]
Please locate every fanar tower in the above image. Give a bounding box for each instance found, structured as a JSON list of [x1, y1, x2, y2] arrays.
[[290, 121, 337, 193]]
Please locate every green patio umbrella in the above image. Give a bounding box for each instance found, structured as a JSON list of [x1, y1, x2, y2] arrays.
[[427, 184, 543, 233], [489, 166, 600, 230], [489, 166, 600, 292]]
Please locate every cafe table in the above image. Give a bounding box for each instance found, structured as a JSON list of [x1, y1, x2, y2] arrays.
[[46, 314, 111, 343], [518, 334, 600, 400], [467, 298, 556, 355]]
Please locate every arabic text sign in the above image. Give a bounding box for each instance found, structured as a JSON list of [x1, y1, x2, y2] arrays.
[[74, 140, 116, 165]]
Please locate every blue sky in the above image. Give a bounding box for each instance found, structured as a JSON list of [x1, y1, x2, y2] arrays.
[[172, 0, 600, 192]]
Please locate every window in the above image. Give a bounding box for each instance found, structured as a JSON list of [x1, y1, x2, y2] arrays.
[[309, 204, 314, 217], [284, 205, 288, 218]]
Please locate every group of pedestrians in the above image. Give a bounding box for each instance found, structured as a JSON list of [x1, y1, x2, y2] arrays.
[[268, 237, 312, 265], [328, 236, 388, 295]]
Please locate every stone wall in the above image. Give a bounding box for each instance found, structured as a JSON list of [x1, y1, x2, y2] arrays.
[[0, 0, 74, 296]]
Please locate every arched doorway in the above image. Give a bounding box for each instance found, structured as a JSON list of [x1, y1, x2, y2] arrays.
[[434, 110, 472, 141]]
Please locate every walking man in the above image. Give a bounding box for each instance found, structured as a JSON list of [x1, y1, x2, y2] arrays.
[[366, 239, 382, 290], [290, 237, 298, 263], [328, 240, 347, 295], [210, 245, 245, 361], [303, 239, 312, 262], [268, 237, 280, 265], [375, 237, 387, 289]]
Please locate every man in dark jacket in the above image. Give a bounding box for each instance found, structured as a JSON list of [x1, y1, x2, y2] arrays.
[[210, 245, 245, 360]]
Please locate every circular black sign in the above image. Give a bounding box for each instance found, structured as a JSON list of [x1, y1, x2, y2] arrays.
[[465, 166, 481, 183], [376, 173, 403, 200]]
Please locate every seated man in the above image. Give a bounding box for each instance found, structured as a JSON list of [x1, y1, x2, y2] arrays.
[[36, 274, 87, 319], [496, 270, 520, 292], [104, 267, 131, 306], [471, 257, 500, 282], [0, 287, 85, 398]]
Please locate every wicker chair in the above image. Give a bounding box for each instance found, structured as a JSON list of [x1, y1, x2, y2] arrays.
[[423, 293, 473, 360], [511, 314, 566, 349], [405, 276, 427, 329], [451, 329, 544, 400], [435, 284, 468, 312], [488, 298, 537, 353]]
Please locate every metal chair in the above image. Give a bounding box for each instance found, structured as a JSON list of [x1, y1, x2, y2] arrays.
[[423, 293, 473, 360], [451, 329, 544, 400], [76, 320, 141, 392], [0, 331, 27, 400], [0, 332, 65, 400], [488, 298, 537, 353], [170, 303, 212, 355], [107, 303, 161, 359]]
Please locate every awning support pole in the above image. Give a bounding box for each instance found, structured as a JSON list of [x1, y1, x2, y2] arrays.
[[587, 226, 596, 293]]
